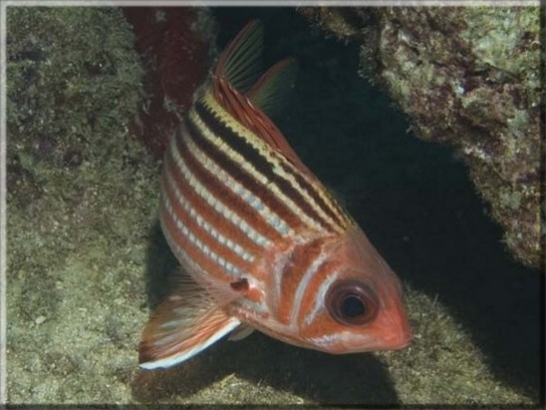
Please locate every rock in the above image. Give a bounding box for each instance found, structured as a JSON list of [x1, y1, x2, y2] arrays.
[[300, 7, 541, 269], [122, 7, 215, 158]]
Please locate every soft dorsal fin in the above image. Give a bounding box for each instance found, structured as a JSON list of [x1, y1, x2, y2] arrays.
[[246, 57, 298, 118], [215, 19, 263, 94]]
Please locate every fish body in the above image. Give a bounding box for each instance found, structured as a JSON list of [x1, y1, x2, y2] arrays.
[[139, 20, 411, 369]]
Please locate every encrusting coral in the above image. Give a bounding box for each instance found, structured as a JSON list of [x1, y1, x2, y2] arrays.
[[300, 7, 541, 269]]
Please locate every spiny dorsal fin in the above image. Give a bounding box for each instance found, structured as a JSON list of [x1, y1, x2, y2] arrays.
[[246, 57, 298, 118], [213, 21, 313, 178], [215, 19, 264, 94], [215, 78, 315, 179]]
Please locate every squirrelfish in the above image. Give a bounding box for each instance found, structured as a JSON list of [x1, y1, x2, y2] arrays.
[[139, 20, 411, 369]]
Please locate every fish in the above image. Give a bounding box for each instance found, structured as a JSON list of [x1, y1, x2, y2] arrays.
[[139, 20, 411, 369]]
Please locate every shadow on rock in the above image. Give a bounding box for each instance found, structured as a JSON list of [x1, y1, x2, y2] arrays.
[[349, 146, 541, 401], [131, 330, 400, 404], [234, 333, 400, 404]]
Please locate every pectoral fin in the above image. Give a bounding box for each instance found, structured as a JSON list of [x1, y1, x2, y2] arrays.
[[139, 277, 240, 369]]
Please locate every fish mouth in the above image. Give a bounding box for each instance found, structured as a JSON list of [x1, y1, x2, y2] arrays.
[[378, 328, 412, 350], [346, 313, 412, 352], [334, 322, 412, 353], [376, 297, 413, 350], [380, 317, 412, 350], [362, 332, 412, 352]]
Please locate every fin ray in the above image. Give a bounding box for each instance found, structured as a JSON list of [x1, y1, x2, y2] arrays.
[[139, 271, 241, 369], [215, 19, 264, 94], [213, 21, 314, 178], [213, 78, 314, 179], [246, 57, 299, 118]]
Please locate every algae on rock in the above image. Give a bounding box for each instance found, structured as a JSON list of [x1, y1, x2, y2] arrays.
[[6, 7, 158, 403], [300, 7, 542, 269]]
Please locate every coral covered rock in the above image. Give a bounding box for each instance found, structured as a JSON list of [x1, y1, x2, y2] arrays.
[[300, 7, 541, 269], [6, 7, 159, 402]]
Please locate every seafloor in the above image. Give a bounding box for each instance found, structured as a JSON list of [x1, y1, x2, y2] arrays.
[[5, 6, 542, 406]]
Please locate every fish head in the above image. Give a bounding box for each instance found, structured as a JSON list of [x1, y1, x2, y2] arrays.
[[295, 227, 411, 354]]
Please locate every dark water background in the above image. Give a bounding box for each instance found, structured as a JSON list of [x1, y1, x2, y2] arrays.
[[215, 7, 541, 402]]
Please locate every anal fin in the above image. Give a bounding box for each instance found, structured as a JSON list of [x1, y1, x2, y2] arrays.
[[139, 278, 240, 369]]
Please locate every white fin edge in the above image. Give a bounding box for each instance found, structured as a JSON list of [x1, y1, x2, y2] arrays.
[[139, 317, 241, 370]]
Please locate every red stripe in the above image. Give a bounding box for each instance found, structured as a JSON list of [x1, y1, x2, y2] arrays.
[[295, 259, 338, 326], [173, 121, 284, 245], [194, 101, 340, 233], [162, 156, 251, 275], [160, 199, 232, 284], [276, 238, 325, 325], [188, 107, 301, 232], [163, 141, 265, 264]]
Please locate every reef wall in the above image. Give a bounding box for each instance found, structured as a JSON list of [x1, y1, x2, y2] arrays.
[[300, 7, 542, 269]]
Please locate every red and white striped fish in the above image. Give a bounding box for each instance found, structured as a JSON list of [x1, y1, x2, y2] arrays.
[[139, 20, 411, 369]]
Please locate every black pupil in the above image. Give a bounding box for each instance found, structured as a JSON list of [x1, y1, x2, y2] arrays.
[[342, 295, 365, 318]]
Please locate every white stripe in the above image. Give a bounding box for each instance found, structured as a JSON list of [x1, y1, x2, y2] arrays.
[[160, 213, 202, 277], [162, 196, 241, 276], [289, 251, 329, 328], [200, 90, 346, 234], [164, 164, 255, 263], [192, 103, 330, 233], [304, 272, 338, 326], [184, 125, 290, 237], [168, 125, 272, 249]]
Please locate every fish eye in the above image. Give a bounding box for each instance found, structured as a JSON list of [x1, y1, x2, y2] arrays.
[[326, 280, 379, 326]]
